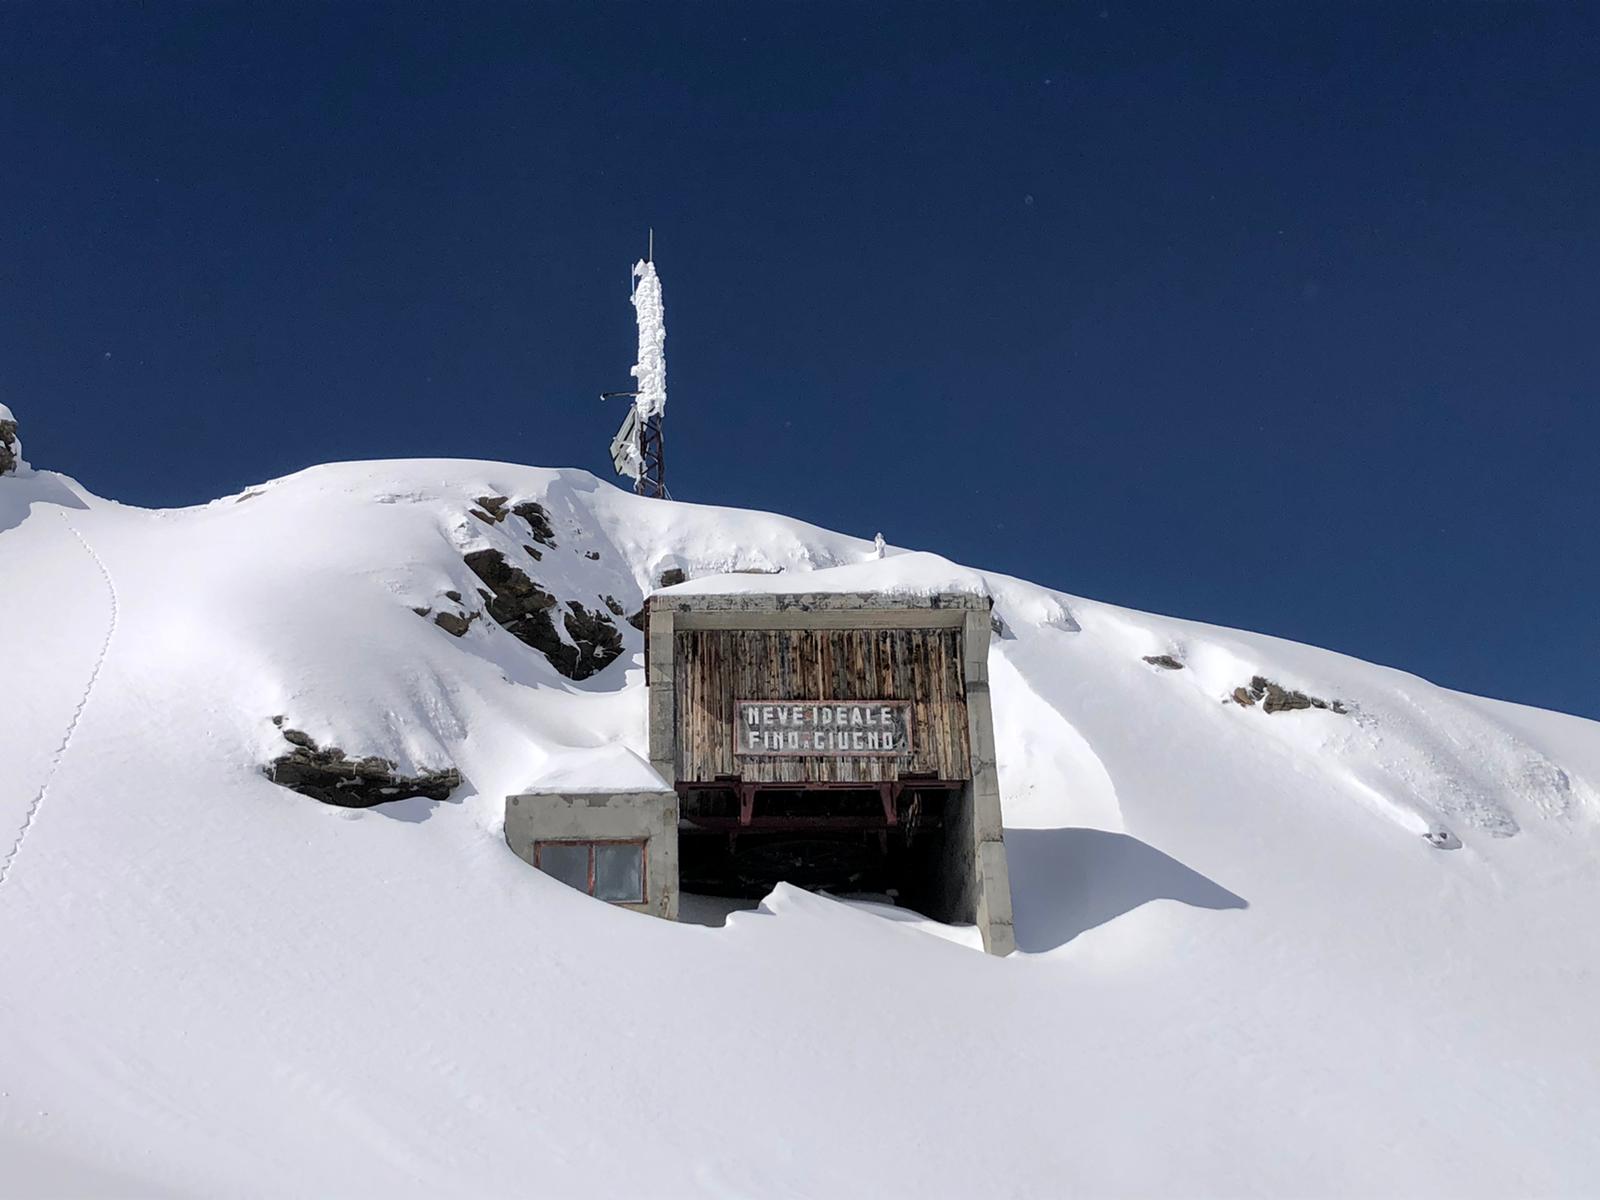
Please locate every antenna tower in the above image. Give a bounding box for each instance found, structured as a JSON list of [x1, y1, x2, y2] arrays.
[[601, 230, 668, 499]]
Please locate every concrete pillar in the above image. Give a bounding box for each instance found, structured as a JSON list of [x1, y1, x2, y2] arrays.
[[963, 609, 1016, 956], [647, 604, 677, 785]]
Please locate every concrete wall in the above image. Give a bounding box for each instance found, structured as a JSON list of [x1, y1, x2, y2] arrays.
[[504, 791, 679, 920], [647, 605, 676, 784], [961, 609, 1016, 956]]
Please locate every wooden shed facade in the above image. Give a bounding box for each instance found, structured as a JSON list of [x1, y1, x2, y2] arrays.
[[672, 626, 971, 785], [645, 589, 1015, 955]]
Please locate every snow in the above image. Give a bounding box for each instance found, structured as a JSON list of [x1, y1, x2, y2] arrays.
[[630, 259, 666, 420], [657, 550, 990, 599], [516, 743, 666, 793], [2, 456, 1599, 1197]]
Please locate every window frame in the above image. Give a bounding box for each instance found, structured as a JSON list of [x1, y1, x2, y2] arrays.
[[532, 838, 647, 905]]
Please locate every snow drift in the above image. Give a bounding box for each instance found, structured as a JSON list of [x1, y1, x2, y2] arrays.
[[2, 455, 1598, 1197]]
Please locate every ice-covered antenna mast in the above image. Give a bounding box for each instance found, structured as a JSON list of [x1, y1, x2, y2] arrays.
[[601, 230, 668, 498]]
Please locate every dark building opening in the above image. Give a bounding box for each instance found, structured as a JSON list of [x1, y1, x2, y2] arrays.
[[677, 781, 959, 915]]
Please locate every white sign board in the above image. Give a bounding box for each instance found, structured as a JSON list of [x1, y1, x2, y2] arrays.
[[734, 700, 913, 757]]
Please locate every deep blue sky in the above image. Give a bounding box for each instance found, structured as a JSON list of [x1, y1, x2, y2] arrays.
[[2, 3, 1596, 719]]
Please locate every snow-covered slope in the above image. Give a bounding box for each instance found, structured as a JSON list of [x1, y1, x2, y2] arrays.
[[2, 457, 1597, 1198]]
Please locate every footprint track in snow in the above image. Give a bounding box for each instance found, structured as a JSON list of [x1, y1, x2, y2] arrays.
[[0, 513, 119, 889]]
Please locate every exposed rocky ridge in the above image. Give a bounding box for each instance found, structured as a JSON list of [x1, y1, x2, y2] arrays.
[[463, 547, 623, 680], [469, 496, 557, 546], [263, 718, 460, 807], [561, 599, 625, 677], [1232, 675, 1348, 715], [469, 494, 511, 525]]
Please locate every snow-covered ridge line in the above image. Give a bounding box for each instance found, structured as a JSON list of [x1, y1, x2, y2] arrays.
[[7, 455, 1591, 848]]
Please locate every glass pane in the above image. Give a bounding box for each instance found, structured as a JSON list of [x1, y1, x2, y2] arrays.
[[537, 842, 591, 894], [593, 842, 644, 903]]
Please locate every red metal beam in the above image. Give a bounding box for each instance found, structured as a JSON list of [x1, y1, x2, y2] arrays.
[[675, 780, 963, 795], [682, 815, 938, 833]]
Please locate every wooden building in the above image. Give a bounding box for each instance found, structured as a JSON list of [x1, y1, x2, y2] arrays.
[[646, 588, 1014, 955]]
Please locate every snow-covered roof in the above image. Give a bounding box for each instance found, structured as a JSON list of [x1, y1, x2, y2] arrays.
[[653, 551, 990, 601], [514, 744, 668, 795]]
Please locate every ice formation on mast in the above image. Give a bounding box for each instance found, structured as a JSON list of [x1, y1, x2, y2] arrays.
[[630, 256, 666, 423], [602, 232, 668, 498], [624, 233, 667, 498]]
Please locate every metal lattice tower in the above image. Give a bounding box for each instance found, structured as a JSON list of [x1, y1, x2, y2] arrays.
[[635, 409, 665, 499]]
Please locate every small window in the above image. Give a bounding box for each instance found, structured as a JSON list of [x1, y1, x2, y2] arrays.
[[534, 840, 646, 905], [537, 842, 590, 893], [594, 842, 644, 903]]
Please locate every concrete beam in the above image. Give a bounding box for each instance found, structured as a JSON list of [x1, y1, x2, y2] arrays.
[[655, 590, 990, 613], [651, 591, 989, 632]]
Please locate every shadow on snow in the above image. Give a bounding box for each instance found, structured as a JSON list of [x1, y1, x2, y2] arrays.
[[0, 472, 89, 536], [1006, 826, 1248, 952]]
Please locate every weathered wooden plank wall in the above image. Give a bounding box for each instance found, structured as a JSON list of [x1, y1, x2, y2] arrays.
[[674, 628, 971, 784]]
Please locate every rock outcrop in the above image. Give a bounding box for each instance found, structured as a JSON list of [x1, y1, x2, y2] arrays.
[[264, 718, 460, 808], [1143, 654, 1184, 670], [1231, 675, 1347, 715], [433, 609, 478, 637], [513, 500, 557, 548], [471, 496, 558, 558], [0, 405, 19, 476], [469, 496, 557, 549], [561, 600, 625, 677], [412, 590, 480, 637], [469, 495, 512, 526], [463, 548, 623, 680]]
